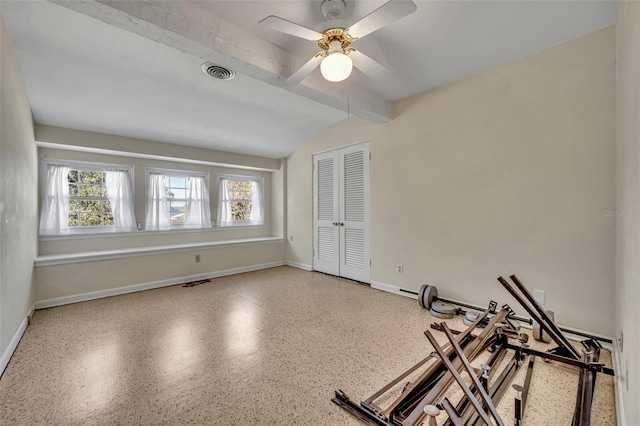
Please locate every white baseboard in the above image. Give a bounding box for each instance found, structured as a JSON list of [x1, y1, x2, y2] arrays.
[[285, 261, 312, 271], [612, 338, 627, 426], [1, 303, 35, 377], [371, 281, 418, 299], [35, 261, 285, 310]]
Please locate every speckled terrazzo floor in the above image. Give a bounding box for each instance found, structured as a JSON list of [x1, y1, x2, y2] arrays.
[[0, 266, 615, 425]]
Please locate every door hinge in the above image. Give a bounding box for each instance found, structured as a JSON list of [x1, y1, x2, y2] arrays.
[[369, 152, 371, 160], [369, 259, 371, 267]]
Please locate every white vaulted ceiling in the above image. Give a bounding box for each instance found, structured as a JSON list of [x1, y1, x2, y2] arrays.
[[0, 0, 618, 158], [204, 0, 618, 101]]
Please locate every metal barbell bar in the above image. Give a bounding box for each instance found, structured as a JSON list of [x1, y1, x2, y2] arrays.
[[417, 284, 508, 318], [416, 283, 612, 344]]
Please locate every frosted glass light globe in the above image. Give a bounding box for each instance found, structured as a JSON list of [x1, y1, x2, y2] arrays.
[[320, 52, 353, 82]]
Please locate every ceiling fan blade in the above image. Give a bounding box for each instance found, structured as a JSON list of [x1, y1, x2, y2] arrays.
[[286, 54, 323, 85], [350, 50, 388, 80], [259, 15, 323, 41], [348, 0, 417, 39]]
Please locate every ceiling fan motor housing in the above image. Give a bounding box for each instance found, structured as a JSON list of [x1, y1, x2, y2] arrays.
[[321, 0, 346, 21], [317, 28, 355, 52]]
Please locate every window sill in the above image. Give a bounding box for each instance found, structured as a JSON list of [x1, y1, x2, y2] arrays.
[[39, 224, 267, 242], [35, 236, 284, 267]]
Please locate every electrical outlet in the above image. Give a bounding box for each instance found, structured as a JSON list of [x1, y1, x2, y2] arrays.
[[289, 235, 294, 242], [396, 264, 403, 274], [533, 290, 545, 305], [195, 254, 201, 263], [619, 329, 624, 352]]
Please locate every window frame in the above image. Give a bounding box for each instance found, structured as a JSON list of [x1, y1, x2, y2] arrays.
[[217, 173, 265, 227], [145, 167, 211, 230], [39, 158, 135, 235]]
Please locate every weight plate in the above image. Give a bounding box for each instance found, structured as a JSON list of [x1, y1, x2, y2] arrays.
[[431, 300, 456, 315], [533, 310, 554, 343], [430, 307, 454, 319], [425, 285, 438, 309], [463, 311, 479, 326], [418, 284, 438, 309], [532, 320, 542, 341], [418, 284, 427, 308], [465, 311, 479, 322]]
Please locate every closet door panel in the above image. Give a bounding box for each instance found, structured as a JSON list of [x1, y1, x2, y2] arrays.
[[313, 151, 339, 276], [339, 143, 370, 283]]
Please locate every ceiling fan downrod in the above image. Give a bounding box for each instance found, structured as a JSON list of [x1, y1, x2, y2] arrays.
[[321, 0, 346, 21]]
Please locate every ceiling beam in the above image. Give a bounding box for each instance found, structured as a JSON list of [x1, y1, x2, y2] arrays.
[[51, 0, 393, 123]]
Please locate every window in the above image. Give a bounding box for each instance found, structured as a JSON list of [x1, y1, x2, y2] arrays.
[[165, 175, 188, 225], [217, 176, 264, 227], [39, 161, 136, 235], [145, 170, 212, 231], [68, 170, 112, 227]]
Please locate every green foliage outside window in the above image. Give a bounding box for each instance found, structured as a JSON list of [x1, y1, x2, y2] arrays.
[[67, 170, 114, 227], [227, 180, 253, 221]]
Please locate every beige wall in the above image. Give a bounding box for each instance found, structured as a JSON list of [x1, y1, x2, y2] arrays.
[[287, 27, 616, 336], [36, 125, 281, 171], [271, 159, 286, 239], [38, 146, 274, 255], [0, 15, 37, 355], [35, 240, 284, 302], [615, 2, 640, 423]]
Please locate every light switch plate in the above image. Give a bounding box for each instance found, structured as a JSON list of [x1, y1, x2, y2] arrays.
[[533, 290, 545, 305]]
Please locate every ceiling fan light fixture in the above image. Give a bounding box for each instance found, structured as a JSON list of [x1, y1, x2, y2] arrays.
[[320, 52, 353, 82], [259, 0, 417, 84]]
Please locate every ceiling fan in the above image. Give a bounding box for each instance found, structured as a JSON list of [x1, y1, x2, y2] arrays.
[[259, 0, 417, 84]]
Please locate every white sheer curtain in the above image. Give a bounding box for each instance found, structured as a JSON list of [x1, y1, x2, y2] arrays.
[[145, 174, 170, 231], [39, 165, 71, 235], [105, 171, 137, 232], [217, 178, 233, 227], [184, 176, 212, 229], [250, 180, 264, 225]]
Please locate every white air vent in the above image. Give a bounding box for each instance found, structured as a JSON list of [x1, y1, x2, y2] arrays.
[[202, 63, 236, 80]]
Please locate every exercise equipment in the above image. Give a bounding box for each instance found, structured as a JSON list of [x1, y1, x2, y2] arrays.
[[429, 300, 456, 319], [532, 310, 554, 343]]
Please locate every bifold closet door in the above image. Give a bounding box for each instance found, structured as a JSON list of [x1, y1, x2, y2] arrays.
[[338, 143, 370, 283], [312, 142, 370, 283], [313, 150, 340, 276]]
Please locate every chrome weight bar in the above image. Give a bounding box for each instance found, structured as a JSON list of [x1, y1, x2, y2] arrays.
[[417, 284, 501, 317]]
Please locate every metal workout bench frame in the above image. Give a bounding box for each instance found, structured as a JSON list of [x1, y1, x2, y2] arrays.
[[332, 275, 614, 426]]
